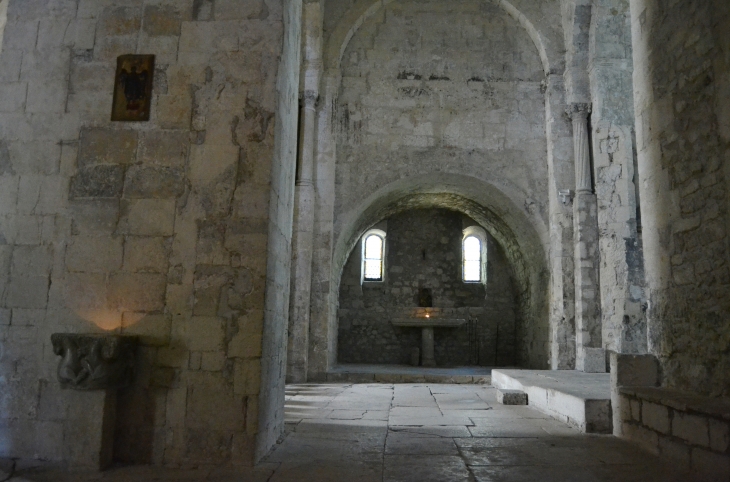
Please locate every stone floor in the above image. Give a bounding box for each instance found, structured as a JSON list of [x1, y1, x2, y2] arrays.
[[8, 383, 692, 481], [327, 364, 492, 383]]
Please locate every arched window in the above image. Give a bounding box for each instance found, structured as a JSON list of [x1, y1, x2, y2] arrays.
[[361, 229, 386, 282], [462, 226, 487, 284]]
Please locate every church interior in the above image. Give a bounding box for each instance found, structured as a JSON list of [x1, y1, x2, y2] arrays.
[[0, 0, 728, 480]]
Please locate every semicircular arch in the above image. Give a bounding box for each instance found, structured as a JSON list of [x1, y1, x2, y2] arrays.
[[323, 0, 561, 75], [331, 173, 550, 368]]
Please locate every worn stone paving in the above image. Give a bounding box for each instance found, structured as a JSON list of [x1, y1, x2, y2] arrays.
[[9, 384, 691, 481]]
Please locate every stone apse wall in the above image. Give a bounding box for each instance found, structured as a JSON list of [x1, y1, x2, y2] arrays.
[[0, 0, 301, 466], [631, 0, 730, 398], [338, 209, 518, 367]]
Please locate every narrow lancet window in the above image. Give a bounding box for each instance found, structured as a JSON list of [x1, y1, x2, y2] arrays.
[[462, 226, 487, 284], [362, 230, 386, 282], [463, 235, 482, 282]]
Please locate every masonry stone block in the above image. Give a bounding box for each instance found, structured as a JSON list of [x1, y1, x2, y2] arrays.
[[234, 359, 262, 396], [26, 80, 67, 113], [658, 435, 691, 472], [108, 273, 167, 312], [5, 276, 49, 309], [123, 236, 169, 273], [156, 93, 193, 130], [143, 6, 182, 37], [12, 245, 53, 276], [78, 128, 138, 167], [7, 140, 62, 176], [184, 317, 225, 352], [691, 447, 730, 481], [215, 0, 268, 20], [99, 6, 141, 36], [123, 166, 186, 199], [65, 236, 123, 273], [623, 422, 660, 455], [641, 402, 670, 435], [0, 82, 28, 112], [186, 373, 244, 431], [709, 419, 730, 453], [70, 165, 125, 199], [120, 199, 176, 237], [200, 351, 226, 372], [610, 353, 660, 388], [69, 200, 120, 236], [0, 50, 23, 83], [139, 131, 190, 167], [673, 412, 710, 448], [497, 389, 528, 405]]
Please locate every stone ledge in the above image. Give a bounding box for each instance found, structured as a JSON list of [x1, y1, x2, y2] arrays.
[[493, 369, 612, 433], [620, 386, 730, 422]]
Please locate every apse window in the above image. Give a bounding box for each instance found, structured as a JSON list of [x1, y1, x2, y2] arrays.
[[462, 226, 487, 284], [362, 229, 386, 282]]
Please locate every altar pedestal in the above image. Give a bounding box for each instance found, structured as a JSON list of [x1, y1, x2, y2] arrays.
[[391, 318, 466, 367], [50, 334, 138, 470]]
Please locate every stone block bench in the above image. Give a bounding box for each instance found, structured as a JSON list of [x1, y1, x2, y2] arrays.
[[618, 384, 730, 480]]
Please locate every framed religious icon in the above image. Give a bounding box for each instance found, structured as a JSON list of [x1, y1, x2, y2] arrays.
[[111, 55, 155, 122]]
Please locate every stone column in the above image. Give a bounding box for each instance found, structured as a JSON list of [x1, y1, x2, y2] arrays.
[[568, 103, 605, 373], [287, 90, 318, 383], [287, 3, 322, 383], [545, 74, 576, 370]]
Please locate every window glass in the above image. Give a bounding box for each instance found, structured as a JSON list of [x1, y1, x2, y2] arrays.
[[463, 235, 481, 282], [363, 234, 384, 280]]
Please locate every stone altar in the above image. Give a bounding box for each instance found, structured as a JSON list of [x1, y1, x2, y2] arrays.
[[391, 316, 466, 367]]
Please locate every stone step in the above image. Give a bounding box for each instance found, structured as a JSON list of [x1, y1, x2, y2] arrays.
[[492, 369, 612, 433], [496, 389, 528, 405]]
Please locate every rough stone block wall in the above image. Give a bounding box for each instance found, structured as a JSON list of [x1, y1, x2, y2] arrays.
[[619, 388, 730, 481], [631, 0, 730, 397], [0, 0, 298, 467], [338, 209, 518, 367], [331, 0, 549, 368]]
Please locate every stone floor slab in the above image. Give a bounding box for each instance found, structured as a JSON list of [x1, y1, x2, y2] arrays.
[[14, 383, 693, 482]]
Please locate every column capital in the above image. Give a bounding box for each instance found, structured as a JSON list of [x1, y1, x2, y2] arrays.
[[565, 102, 592, 120]]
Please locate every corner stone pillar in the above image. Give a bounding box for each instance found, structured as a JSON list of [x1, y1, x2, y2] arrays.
[[610, 353, 659, 437], [568, 103, 605, 373]]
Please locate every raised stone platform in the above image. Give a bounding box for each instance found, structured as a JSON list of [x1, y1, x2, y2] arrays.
[[327, 364, 491, 384], [492, 369, 612, 433]]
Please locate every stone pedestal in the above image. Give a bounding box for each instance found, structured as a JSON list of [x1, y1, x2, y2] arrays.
[[421, 327, 436, 367], [51, 334, 138, 470]]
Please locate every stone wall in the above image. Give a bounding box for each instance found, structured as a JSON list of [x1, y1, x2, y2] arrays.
[[338, 209, 518, 367], [0, 0, 298, 466], [317, 0, 551, 374], [618, 387, 730, 480], [631, 0, 730, 397]]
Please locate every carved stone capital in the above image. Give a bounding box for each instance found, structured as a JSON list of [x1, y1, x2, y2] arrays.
[[565, 102, 592, 120], [51, 334, 138, 390]]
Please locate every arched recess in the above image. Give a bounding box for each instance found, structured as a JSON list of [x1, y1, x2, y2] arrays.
[[330, 173, 550, 369], [323, 0, 563, 75]]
